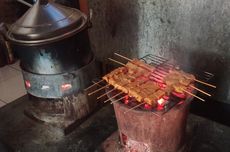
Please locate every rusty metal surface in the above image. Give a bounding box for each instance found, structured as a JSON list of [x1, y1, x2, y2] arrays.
[[113, 101, 190, 152]]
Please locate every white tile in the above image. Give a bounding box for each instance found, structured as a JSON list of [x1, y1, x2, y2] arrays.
[[0, 73, 27, 103], [8, 60, 21, 71], [0, 65, 21, 82], [0, 100, 6, 108]]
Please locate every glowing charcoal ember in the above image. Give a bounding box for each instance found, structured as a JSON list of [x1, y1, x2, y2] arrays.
[[157, 104, 164, 110], [158, 83, 166, 89], [172, 91, 186, 99], [177, 100, 185, 105], [144, 103, 152, 110], [157, 98, 166, 106], [124, 99, 129, 104], [124, 95, 129, 104], [25, 80, 31, 88], [61, 83, 72, 91], [163, 95, 169, 100]]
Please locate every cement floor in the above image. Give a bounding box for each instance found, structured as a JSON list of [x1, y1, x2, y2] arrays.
[[0, 95, 230, 152]]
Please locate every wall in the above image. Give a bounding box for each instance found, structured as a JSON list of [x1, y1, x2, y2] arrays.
[[88, 0, 230, 103], [0, 0, 27, 24]]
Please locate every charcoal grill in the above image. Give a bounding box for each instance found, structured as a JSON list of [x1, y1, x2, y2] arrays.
[[103, 54, 214, 115], [97, 53, 215, 152]]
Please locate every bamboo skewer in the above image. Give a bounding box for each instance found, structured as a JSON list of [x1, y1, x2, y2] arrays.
[[92, 80, 104, 87], [111, 96, 126, 104], [108, 58, 126, 66], [114, 52, 132, 61], [124, 102, 145, 114], [183, 89, 205, 102], [84, 79, 104, 91], [114, 53, 156, 72], [97, 88, 116, 99], [103, 92, 123, 103], [190, 85, 211, 97], [204, 71, 214, 77], [194, 79, 216, 88], [88, 84, 109, 96]]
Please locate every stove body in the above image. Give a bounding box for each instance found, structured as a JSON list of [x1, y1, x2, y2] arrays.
[[7, 0, 100, 129], [100, 54, 214, 151], [112, 101, 190, 152]]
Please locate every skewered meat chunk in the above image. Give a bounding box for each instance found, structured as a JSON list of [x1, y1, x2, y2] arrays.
[[128, 87, 142, 101], [164, 69, 195, 95], [102, 67, 125, 82], [179, 77, 191, 86], [154, 90, 165, 99], [140, 81, 159, 91], [136, 89, 151, 102], [168, 69, 195, 82], [126, 62, 138, 72], [171, 83, 187, 94]]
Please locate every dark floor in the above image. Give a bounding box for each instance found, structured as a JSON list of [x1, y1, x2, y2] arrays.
[[0, 95, 230, 152]]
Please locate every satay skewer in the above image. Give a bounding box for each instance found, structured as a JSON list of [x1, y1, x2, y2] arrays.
[[110, 96, 126, 104], [108, 58, 126, 66], [190, 85, 211, 97], [124, 102, 146, 114], [194, 79, 216, 88], [88, 84, 110, 96], [182, 89, 205, 102], [150, 73, 211, 97], [114, 53, 155, 72], [114, 52, 132, 61], [97, 88, 116, 99], [84, 79, 104, 91], [103, 92, 123, 103], [92, 80, 104, 87]]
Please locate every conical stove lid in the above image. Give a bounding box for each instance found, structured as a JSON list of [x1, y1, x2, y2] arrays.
[[7, 0, 87, 45]]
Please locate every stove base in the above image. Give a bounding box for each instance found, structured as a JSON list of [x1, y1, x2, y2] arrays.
[[24, 84, 104, 134], [101, 131, 188, 152]]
